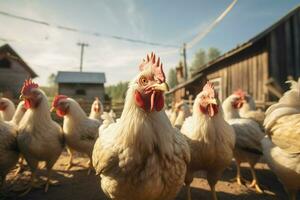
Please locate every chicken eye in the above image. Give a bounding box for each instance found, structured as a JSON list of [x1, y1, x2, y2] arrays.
[[139, 76, 148, 86]]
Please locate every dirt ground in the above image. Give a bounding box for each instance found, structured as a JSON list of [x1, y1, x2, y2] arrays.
[[1, 151, 299, 200]]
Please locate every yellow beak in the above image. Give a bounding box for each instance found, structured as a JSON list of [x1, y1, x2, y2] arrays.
[[207, 98, 218, 105], [152, 82, 169, 92], [19, 94, 24, 100]]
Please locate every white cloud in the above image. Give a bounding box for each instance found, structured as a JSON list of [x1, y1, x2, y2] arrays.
[[0, 0, 184, 86]]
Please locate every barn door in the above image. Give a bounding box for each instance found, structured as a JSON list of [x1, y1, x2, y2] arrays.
[[209, 77, 222, 101]]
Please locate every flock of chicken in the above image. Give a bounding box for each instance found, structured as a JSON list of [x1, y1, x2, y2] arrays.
[[0, 52, 299, 200]]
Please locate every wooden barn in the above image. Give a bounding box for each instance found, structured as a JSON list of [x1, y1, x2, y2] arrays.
[[167, 5, 300, 108], [0, 44, 37, 98], [55, 71, 106, 102]]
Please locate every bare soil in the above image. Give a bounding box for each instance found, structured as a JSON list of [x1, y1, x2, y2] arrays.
[[1, 151, 299, 200]]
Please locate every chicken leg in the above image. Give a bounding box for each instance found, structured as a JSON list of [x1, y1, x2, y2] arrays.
[[87, 157, 93, 175], [287, 189, 297, 200], [207, 172, 220, 200], [44, 169, 52, 192], [249, 164, 263, 193], [235, 160, 247, 185], [186, 184, 192, 200], [66, 147, 75, 170], [211, 185, 218, 200]]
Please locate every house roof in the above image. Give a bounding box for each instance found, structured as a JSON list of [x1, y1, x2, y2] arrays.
[[192, 4, 300, 76], [0, 44, 37, 78], [55, 71, 106, 84]]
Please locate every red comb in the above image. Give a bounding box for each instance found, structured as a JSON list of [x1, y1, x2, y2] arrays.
[[203, 81, 215, 97], [52, 95, 68, 108], [139, 52, 165, 82], [234, 89, 246, 99], [20, 79, 39, 94]]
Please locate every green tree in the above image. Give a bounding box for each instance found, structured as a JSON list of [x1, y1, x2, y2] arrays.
[[207, 47, 221, 62], [189, 47, 221, 75], [48, 73, 56, 86], [105, 81, 129, 102], [167, 68, 177, 89], [189, 49, 207, 74]]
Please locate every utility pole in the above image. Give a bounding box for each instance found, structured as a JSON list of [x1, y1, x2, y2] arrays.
[[77, 42, 89, 72], [181, 43, 188, 80]]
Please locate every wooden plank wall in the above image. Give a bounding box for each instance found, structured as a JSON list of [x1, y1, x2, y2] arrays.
[[269, 9, 300, 90], [206, 50, 268, 102], [0, 59, 33, 98]]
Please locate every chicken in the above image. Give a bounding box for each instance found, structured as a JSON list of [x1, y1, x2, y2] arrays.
[[51, 95, 100, 174], [7, 101, 27, 174], [222, 91, 265, 193], [108, 109, 116, 119], [262, 79, 300, 200], [174, 101, 191, 129], [238, 91, 265, 128], [167, 102, 178, 126], [92, 53, 190, 200], [8, 101, 27, 128], [0, 97, 16, 121], [17, 79, 64, 194], [0, 101, 26, 187], [99, 112, 115, 134], [181, 82, 235, 200], [0, 119, 19, 189], [89, 97, 103, 122]]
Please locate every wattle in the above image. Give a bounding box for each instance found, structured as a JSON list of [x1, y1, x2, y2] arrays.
[[24, 99, 31, 109], [56, 109, 66, 117], [200, 104, 218, 117], [154, 92, 164, 111], [135, 90, 164, 112], [232, 101, 243, 109]]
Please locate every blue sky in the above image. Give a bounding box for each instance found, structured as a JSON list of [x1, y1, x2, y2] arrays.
[[0, 0, 299, 85]]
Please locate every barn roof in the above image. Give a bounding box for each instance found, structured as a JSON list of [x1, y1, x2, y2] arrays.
[[168, 4, 300, 95], [192, 4, 300, 77], [56, 71, 106, 84], [0, 44, 37, 78]]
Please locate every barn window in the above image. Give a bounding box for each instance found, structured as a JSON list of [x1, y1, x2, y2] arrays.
[[0, 58, 11, 68], [209, 77, 222, 100], [75, 89, 86, 95]]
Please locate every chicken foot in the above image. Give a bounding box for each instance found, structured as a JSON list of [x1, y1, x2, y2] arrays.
[[18, 172, 44, 196], [249, 165, 263, 193], [44, 169, 59, 192], [234, 161, 248, 185], [14, 156, 26, 176]]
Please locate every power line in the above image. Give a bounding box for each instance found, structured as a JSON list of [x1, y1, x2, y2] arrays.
[[0, 10, 179, 48], [186, 0, 238, 49], [160, 0, 238, 56]]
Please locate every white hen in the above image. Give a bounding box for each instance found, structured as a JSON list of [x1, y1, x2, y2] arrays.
[[222, 91, 265, 193], [92, 53, 190, 200], [181, 82, 235, 200], [262, 78, 300, 200], [0, 98, 15, 121]]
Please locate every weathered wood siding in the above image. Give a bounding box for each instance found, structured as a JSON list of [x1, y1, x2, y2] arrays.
[[206, 50, 269, 103], [268, 10, 300, 90], [58, 83, 105, 102], [0, 59, 32, 98]]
